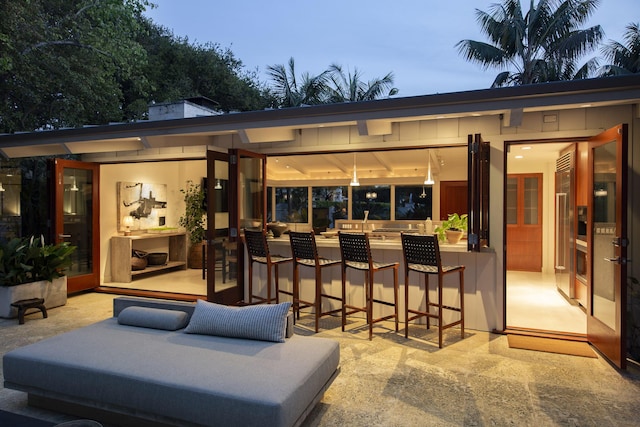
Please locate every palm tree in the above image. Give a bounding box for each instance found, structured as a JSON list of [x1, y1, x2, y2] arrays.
[[456, 0, 604, 87], [324, 64, 398, 103], [266, 58, 329, 107], [599, 22, 640, 76]]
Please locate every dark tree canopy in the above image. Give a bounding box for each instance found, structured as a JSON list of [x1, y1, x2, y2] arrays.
[[0, 0, 273, 133]]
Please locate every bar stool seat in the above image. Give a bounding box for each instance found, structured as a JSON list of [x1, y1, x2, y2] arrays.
[[401, 232, 465, 348], [338, 232, 399, 340], [289, 231, 342, 332], [244, 229, 293, 304]]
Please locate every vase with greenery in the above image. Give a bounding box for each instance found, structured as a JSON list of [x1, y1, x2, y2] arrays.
[[0, 235, 76, 318], [434, 213, 468, 244], [179, 180, 206, 268]]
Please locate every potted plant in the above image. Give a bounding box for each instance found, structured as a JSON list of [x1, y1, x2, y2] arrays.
[[0, 235, 76, 318], [179, 180, 206, 268], [434, 213, 468, 244]]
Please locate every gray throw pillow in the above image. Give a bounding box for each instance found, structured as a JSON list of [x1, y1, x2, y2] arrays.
[[184, 299, 292, 343], [118, 306, 189, 331]]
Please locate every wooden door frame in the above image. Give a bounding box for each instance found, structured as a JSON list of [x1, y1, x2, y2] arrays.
[[52, 158, 100, 293]]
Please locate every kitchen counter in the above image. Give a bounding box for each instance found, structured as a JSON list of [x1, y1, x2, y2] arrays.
[[243, 233, 498, 332]]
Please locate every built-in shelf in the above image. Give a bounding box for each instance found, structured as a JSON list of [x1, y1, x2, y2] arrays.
[[110, 232, 187, 282]]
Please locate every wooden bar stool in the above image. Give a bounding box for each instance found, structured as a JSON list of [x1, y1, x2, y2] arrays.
[[244, 229, 293, 304], [338, 232, 399, 340], [401, 233, 465, 348], [289, 231, 342, 332]]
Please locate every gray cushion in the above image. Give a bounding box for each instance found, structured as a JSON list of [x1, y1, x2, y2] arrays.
[[184, 299, 291, 342], [117, 306, 189, 331]]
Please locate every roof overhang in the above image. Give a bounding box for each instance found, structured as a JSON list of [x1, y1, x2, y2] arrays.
[[0, 75, 639, 159]]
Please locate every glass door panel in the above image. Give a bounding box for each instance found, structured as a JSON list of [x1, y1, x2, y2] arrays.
[[587, 124, 627, 369], [54, 159, 100, 293]]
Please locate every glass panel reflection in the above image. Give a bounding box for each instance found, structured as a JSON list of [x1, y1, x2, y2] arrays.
[[592, 141, 617, 330], [63, 168, 92, 277]]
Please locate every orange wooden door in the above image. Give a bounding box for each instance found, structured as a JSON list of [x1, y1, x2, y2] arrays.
[[439, 181, 467, 220], [506, 173, 543, 271]]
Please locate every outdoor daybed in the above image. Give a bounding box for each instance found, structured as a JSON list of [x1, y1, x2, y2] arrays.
[[3, 297, 340, 427]]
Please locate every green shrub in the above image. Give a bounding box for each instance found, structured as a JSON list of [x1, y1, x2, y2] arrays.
[[0, 236, 76, 286]]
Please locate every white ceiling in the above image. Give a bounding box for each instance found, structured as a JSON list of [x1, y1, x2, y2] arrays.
[[265, 142, 573, 182]]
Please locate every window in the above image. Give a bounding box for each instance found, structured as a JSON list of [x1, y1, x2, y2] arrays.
[[275, 187, 308, 223], [312, 186, 348, 229], [395, 185, 432, 220], [352, 185, 390, 220]]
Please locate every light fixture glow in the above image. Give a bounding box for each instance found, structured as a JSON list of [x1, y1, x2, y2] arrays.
[[214, 179, 222, 190], [0, 183, 5, 192], [350, 154, 360, 186], [424, 152, 435, 185], [122, 216, 135, 236], [514, 155, 524, 159], [70, 177, 79, 191]]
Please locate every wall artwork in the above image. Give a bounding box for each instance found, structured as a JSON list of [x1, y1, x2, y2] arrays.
[[117, 182, 167, 232]]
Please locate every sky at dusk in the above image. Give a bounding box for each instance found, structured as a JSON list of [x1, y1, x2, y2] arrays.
[[145, 1, 638, 97]]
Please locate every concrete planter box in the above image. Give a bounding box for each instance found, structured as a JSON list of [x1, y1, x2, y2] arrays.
[[0, 276, 67, 318]]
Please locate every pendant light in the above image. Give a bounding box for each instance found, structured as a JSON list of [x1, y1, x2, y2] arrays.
[[214, 179, 223, 190], [424, 151, 435, 185], [71, 177, 79, 191], [350, 153, 360, 186]]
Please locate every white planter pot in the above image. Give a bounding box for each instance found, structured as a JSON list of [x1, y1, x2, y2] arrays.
[[0, 276, 67, 318]]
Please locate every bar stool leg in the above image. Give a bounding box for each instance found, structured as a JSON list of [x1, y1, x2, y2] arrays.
[[404, 270, 410, 338], [248, 263, 254, 304], [460, 269, 465, 339], [393, 267, 399, 332], [438, 276, 444, 348]]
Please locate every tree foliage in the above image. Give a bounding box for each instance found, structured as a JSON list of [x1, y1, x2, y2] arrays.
[[456, 0, 604, 87], [0, 1, 273, 133], [137, 19, 273, 113], [0, 0, 152, 132], [599, 22, 640, 76], [267, 57, 397, 108]]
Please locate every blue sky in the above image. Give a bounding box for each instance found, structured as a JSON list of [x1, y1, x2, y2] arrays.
[[144, 1, 637, 97]]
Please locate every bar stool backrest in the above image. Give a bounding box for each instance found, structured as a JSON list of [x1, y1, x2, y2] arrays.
[[244, 229, 270, 261], [338, 232, 372, 265], [289, 231, 318, 261], [401, 233, 441, 270]]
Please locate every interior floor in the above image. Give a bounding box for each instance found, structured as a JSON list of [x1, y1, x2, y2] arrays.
[[104, 267, 215, 295], [506, 270, 586, 334]]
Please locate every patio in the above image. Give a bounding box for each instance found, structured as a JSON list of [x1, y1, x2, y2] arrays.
[[1, 292, 639, 426]]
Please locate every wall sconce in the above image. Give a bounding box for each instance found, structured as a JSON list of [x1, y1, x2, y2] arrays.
[[350, 153, 360, 186], [122, 216, 134, 236]]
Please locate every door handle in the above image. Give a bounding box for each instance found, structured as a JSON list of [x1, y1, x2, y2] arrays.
[[604, 256, 629, 264]]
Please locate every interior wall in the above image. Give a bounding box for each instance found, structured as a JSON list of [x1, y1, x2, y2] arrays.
[[99, 159, 206, 283]]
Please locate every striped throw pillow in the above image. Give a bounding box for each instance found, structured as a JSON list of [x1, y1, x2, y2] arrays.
[[184, 299, 291, 343]]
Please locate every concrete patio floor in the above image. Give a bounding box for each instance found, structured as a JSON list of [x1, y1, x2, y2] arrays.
[[1, 292, 640, 426]]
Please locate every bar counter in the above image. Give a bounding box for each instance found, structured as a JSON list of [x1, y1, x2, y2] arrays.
[[245, 234, 498, 333]]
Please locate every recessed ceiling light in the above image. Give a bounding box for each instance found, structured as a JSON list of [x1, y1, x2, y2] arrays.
[[521, 146, 532, 150], [515, 155, 524, 159]]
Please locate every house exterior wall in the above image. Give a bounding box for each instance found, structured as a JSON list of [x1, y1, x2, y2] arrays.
[[213, 104, 637, 333]]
